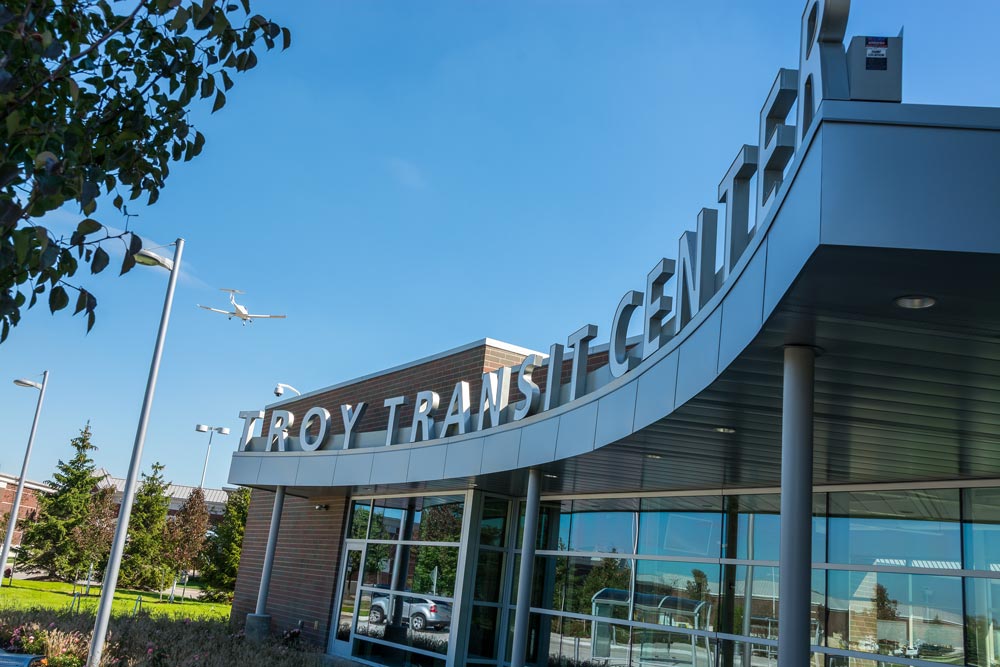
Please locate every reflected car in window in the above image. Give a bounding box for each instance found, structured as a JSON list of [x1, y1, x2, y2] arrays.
[[368, 591, 452, 631]]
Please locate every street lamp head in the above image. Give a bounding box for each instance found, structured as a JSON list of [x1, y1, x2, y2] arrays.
[[217, 427, 231, 436], [195, 424, 209, 433], [134, 248, 174, 271], [13, 378, 42, 390]]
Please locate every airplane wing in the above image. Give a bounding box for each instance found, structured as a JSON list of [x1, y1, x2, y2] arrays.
[[247, 313, 286, 319], [198, 305, 235, 315]]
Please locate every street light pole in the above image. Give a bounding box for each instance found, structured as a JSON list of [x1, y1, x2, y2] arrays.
[[86, 238, 184, 667], [0, 370, 49, 587], [195, 424, 230, 489]]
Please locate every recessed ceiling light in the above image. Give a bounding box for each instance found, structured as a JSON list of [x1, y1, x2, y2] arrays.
[[894, 295, 936, 310], [646, 454, 662, 460], [544, 474, 558, 479], [714, 427, 736, 434]]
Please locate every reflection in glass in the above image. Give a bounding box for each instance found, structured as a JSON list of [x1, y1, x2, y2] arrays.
[[371, 497, 409, 540], [404, 546, 460, 597], [474, 551, 504, 602], [826, 571, 963, 663], [534, 615, 632, 667], [363, 544, 397, 587], [964, 577, 1000, 667], [411, 495, 464, 542], [336, 547, 363, 642], [468, 605, 500, 659], [481, 498, 509, 547], [630, 627, 714, 667], [964, 488, 1000, 572], [634, 561, 719, 630], [349, 500, 371, 539], [562, 498, 639, 554], [638, 496, 723, 559], [533, 555, 633, 617], [723, 494, 826, 563], [354, 590, 452, 655], [827, 489, 961, 567]]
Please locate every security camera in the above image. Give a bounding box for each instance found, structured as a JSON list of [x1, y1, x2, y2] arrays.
[[274, 384, 284, 397]]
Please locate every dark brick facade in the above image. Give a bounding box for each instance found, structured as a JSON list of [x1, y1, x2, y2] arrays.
[[0, 480, 45, 549]]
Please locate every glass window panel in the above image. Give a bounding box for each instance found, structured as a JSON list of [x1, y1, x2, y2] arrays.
[[638, 496, 723, 558], [480, 498, 509, 547], [352, 639, 447, 667], [468, 605, 500, 660], [411, 495, 464, 543], [336, 547, 363, 642], [566, 498, 639, 554], [634, 560, 719, 631], [354, 590, 452, 655], [630, 628, 715, 667], [723, 494, 826, 562], [826, 570, 964, 663], [531, 555, 633, 617], [715, 640, 824, 667], [964, 487, 1000, 571], [965, 577, 1000, 667], [827, 489, 961, 567], [349, 500, 371, 539], [404, 546, 460, 597], [363, 544, 397, 588], [474, 551, 504, 603], [371, 497, 409, 540], [518, 501, 572, 551], [536, 615, 631, 667]]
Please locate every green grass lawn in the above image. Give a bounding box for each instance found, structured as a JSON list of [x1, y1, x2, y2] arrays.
[[0, 578, 231, 620]]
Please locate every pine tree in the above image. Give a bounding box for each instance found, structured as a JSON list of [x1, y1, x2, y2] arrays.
[[118, 462, 171, 591], [201, 487, 250, 593], [68, 485, 116, 589], [164, 487, 209, 600], [18, 424, 100, 580]]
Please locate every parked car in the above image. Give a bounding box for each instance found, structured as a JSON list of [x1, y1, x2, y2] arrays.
[[368, 591, 452, 631]]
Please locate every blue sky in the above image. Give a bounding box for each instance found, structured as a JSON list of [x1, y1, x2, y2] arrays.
[[2, 1, 999, 491]]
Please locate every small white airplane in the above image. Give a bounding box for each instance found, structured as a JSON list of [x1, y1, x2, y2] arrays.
[[198, 289, 286, 326]]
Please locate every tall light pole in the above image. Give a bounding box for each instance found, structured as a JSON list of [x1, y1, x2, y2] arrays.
[[0, 371, 49, 587], [195, 424, 230, 488], [87, 239, 184, 667]]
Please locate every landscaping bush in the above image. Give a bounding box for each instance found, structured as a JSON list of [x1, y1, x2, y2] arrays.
[[0, 607, 326, 667]]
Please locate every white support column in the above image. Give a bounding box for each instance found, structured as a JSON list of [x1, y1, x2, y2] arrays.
[[511, 468, 542, 667], [778, 346, 815, 667], [247, 485, 286, 642]]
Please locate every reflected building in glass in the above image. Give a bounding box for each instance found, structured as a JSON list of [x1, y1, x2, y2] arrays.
[[225, 1, 1000, 666]]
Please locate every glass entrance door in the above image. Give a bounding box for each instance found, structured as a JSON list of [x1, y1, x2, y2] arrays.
[[331, 542, 364, 656]]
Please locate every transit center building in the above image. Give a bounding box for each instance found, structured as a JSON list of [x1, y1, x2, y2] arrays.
[[226, 2, 1000, 666]]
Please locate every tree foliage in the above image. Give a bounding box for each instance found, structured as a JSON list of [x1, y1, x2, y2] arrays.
[[0, 0, 289, 341], [68, 484, 116, 575], [18, 423, 103, 579], [164, 486, 209, 577], [119, 461, 170, 590], [200, 486, 249, 592]]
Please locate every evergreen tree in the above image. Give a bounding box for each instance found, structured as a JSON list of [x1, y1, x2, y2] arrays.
[[18, 424, 99, 579], [201, 487, 250, 593], [118, 462, 171, 591], [164, 487, 210, 598]]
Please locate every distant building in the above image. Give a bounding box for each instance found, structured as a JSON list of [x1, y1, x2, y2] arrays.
[[95, 469, 233, 524], [0, 472, 51, 548]]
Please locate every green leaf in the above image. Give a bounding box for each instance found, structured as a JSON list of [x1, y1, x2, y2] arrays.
[[200, 74, 215, 99], [220, 70, 233, 91], [48, 286, 69, 313], [76, 218, 102, 236], [120, 251, 136, 275], [91, 246, 109, 274], [13, 229, 30, 264], [281, 27, 291, 51], [74, 288, 89, 315], [34, 226, 49, 254], [128, 232, 143, 257], [212, 90, 226, 113]]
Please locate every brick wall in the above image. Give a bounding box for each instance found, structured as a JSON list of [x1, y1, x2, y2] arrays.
[[0, 483, 43, 548], [231, 489, 348, 645]]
